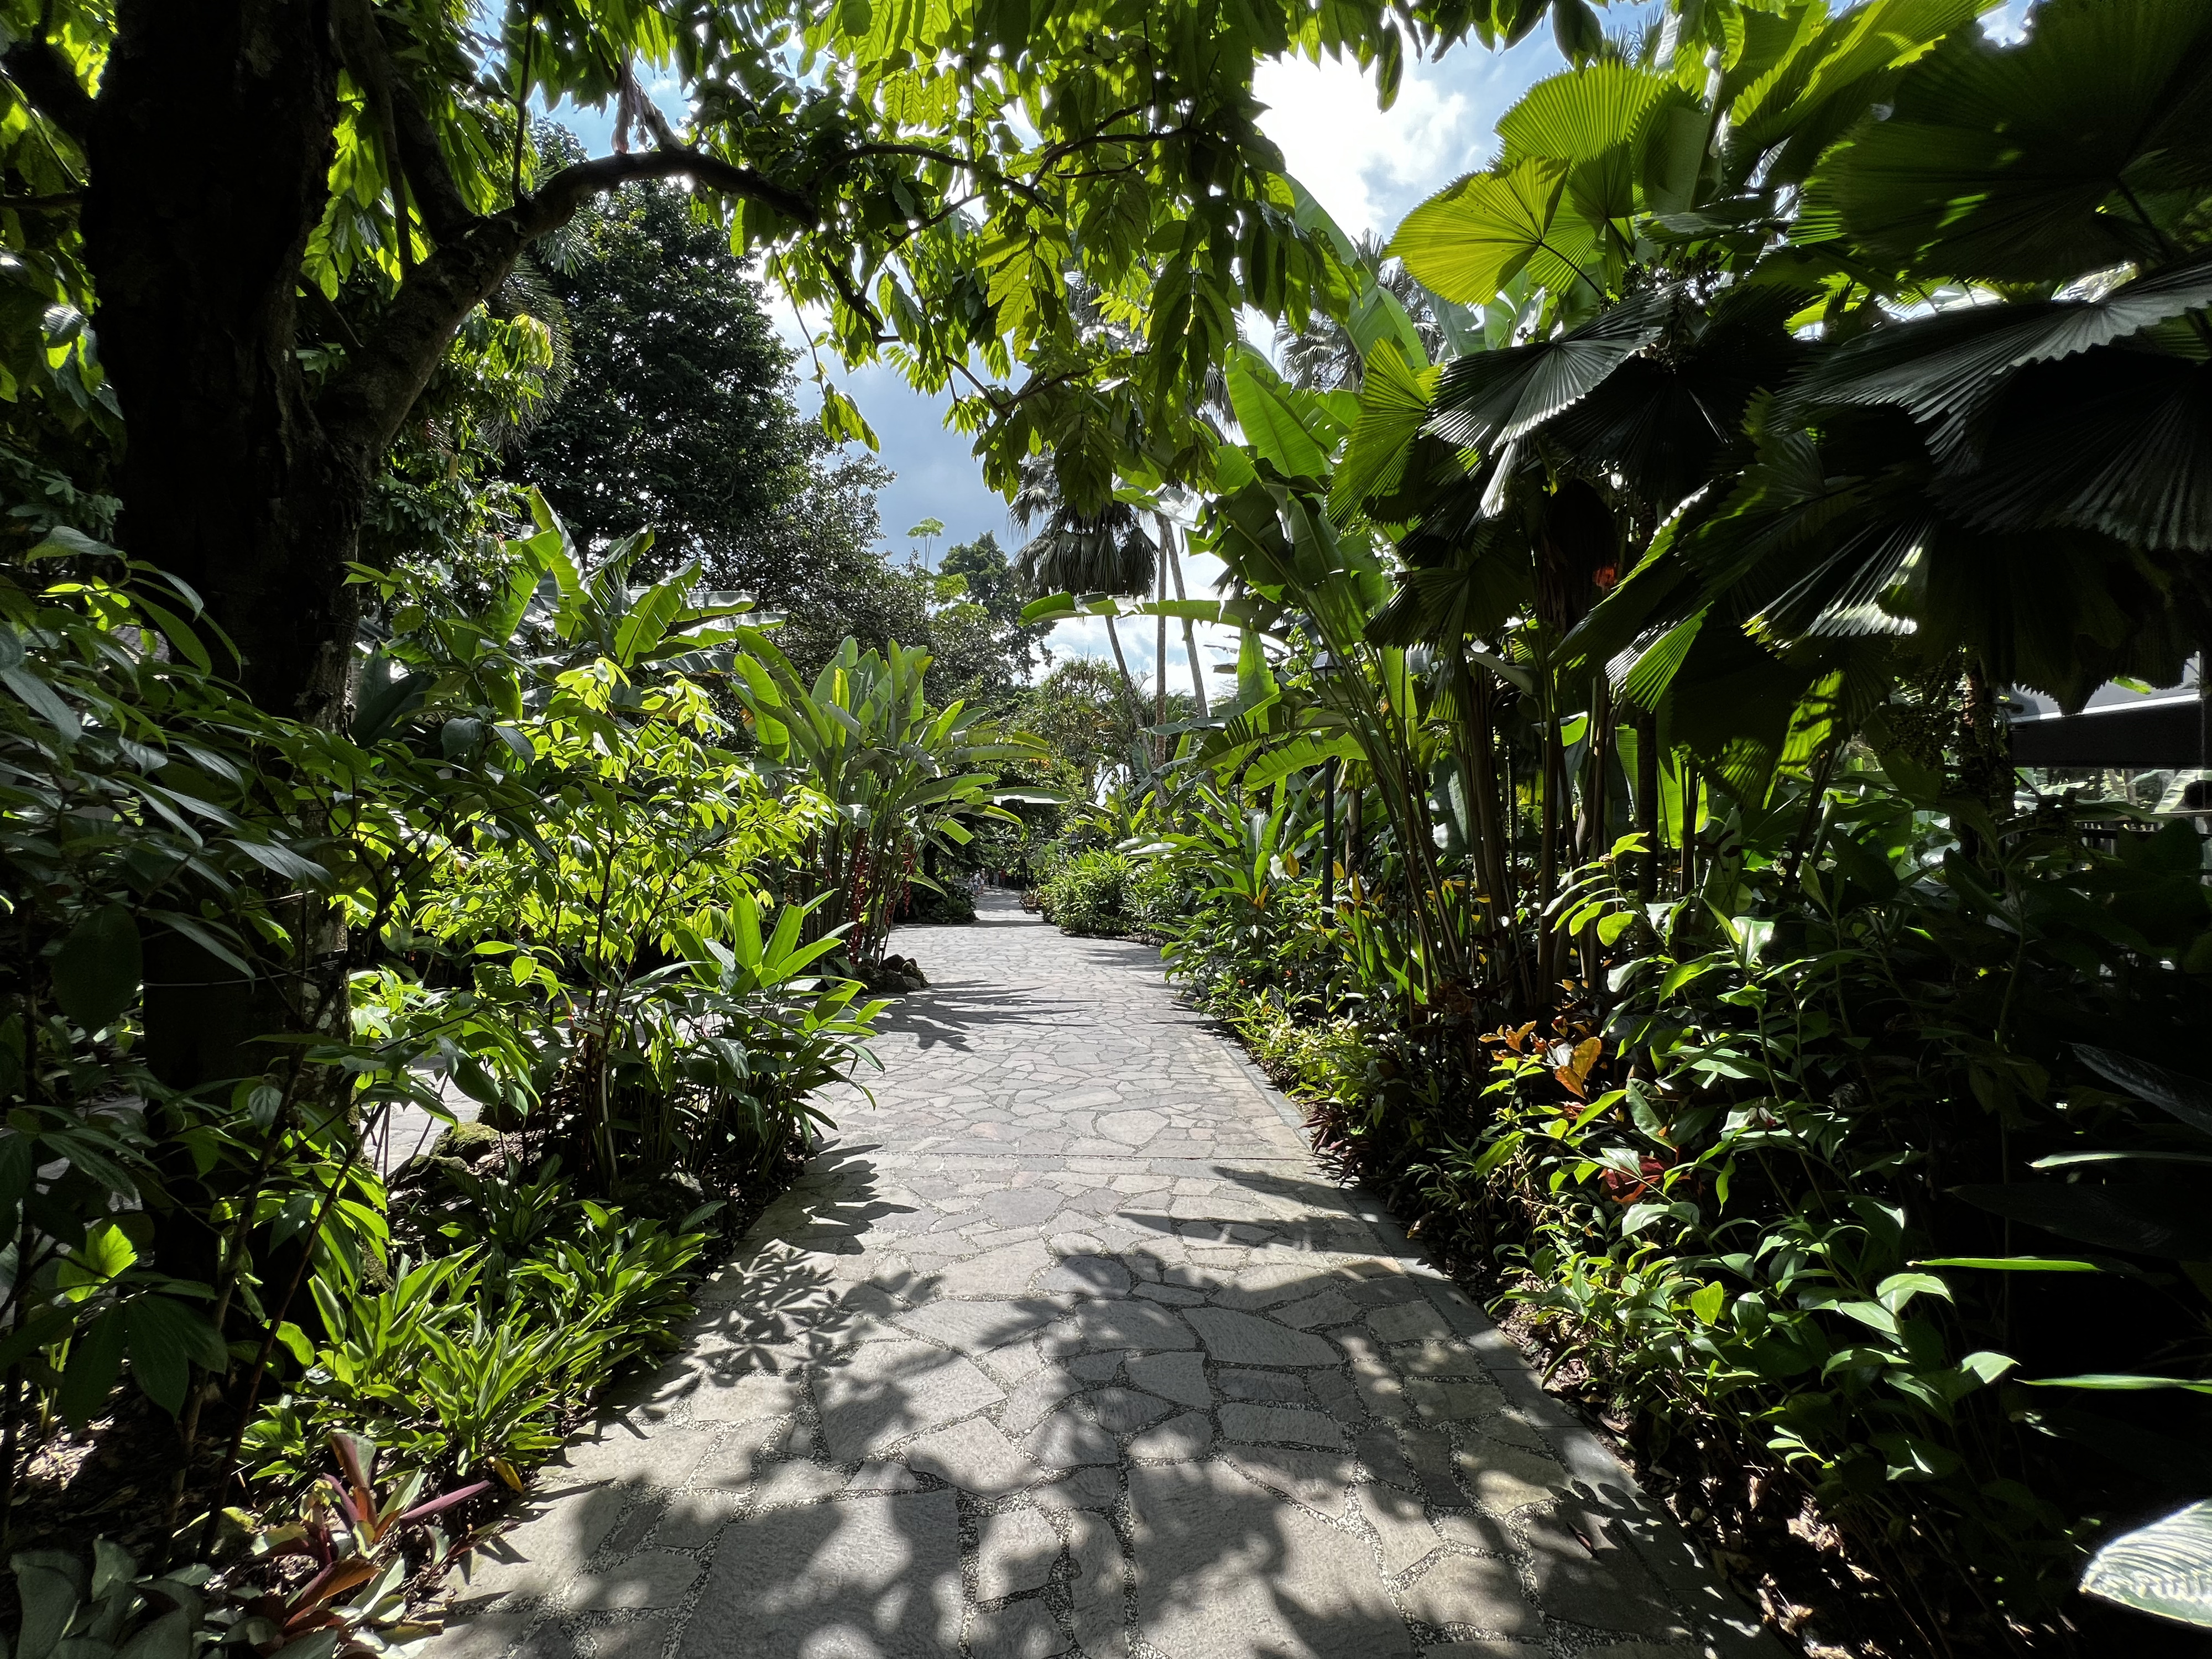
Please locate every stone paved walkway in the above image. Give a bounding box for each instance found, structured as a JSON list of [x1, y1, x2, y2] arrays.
[[436, 896, 1775, 1659]]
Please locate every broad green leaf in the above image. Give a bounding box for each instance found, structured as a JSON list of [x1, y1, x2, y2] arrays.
[[1499, 61, 1677, 165], [1916, 1256, 2104, 1272], [58, 1305, 126, 1429], [1332, 341, 1436, 516], [1391, 159, 1578, 308], [125, 1295, 230, 1416], [52, 903, 142, 1034], [1225, 349, 1331, 478], [12, 1554, 83, 1659]]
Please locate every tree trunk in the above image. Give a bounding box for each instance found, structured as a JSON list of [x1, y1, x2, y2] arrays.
[[1103, 614, 1142, 752], [1679, 759, 1700, 895], [1163, 519, 1208, 719], [86, 0, 366, 728], [1635, 707, 1660, 902], [1154, 523, 1168, 761]]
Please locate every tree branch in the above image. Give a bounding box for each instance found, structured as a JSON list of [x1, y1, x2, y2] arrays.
[[330, 0, 476, 239], [319, 145, 821, 462], [2, 36, 92, 148], [515, 147, 818, 239]]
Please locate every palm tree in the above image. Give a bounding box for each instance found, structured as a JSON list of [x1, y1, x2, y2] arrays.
[[1274, 230, 1448, 392], [1011, 455, 1157, 723]]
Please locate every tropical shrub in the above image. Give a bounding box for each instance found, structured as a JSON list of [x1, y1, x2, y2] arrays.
[[904, 881, 977, 925], [1038, 850, 1136, 936], [0, 510, 990, 1563], [729, 635, 1042, 973]]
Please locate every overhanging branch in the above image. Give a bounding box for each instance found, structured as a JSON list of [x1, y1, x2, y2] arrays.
[[330, 0, 476, 239], [518, 147, 820, 237], [321, 144, 822, 462]]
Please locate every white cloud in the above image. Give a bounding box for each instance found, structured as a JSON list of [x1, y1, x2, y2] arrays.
[[1251, 34, 1568, 240], [1252, 53, 1478, 238]]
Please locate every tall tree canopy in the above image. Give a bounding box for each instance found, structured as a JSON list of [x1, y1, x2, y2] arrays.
[[510, 173, 820, 582], [0, 0, 1504, 723]]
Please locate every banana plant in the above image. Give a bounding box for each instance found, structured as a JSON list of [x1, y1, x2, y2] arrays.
[[729, 633, 1048, 974]]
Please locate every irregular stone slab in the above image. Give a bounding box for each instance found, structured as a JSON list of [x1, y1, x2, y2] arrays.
[[1129, 1461, 1414, 1658], [904, 1418, 1040, 1495], [754, 1459, 847, 1509], [1453, 1441, 1571, 1514], [1406, 1376, 1510, 1423], [1272, 1290, 1364, 1330], [1025, 1407, 1119, 1468], [967, 1599, 1064, 1659], [564, 1551, 698, 1611], [977, 1507, 1062, 1601], [1399, 1553, 1542, 1637], [680, 1491, 962, 1657], [1067, 1511, 1126, 1659], [816, 1342, 1006, 1462], [1521, 1510, 1690, 1638], [1091, 1386, 1173, 1435], [590, 1617, 674, 1659], [431, 896, 1772, 1659], [1218, 1369, 1308, 1404], [1219, 1404, 1345, 1449], [1126, 1412, 1214, 1462], [446, 1481, 630, 1609], [1044, 1301, 1196, 1354], [895, 1298, 1064, 1351], [1367, 1301, 1457, 1344], [1184, 1308, 1340, 1368], [936, 1243, 1050, 1300], [1357, 1483, 1442, 1577], [1035, 1254, 1133, 1296], [1125, 1352, 1210, 1409], [684, 1366, 801, 1423], [1218, 1446, 1361, 1512]]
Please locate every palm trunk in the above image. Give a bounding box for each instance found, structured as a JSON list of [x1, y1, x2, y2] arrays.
[[1635, 707, 1660, 902], [1679, 758, 1700, 895], [1161, 514, 1208, 719], [1154, 529, 1169, 761], [1103, 614, 1143, 750]]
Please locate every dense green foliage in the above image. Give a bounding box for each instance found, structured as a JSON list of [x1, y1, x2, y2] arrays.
[[7, 0, 2211, 1647], [0, 502, 1026, 1580], [1036, 850, 1140, 937], [510, 178, 821, 582], [1021, 1, 2212, 1647]]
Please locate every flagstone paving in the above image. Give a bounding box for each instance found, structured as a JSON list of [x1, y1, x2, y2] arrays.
[[434, 895, 1777, 1659]]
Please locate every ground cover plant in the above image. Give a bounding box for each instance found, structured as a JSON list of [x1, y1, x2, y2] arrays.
[[1021, 0, 2212, 1649]]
